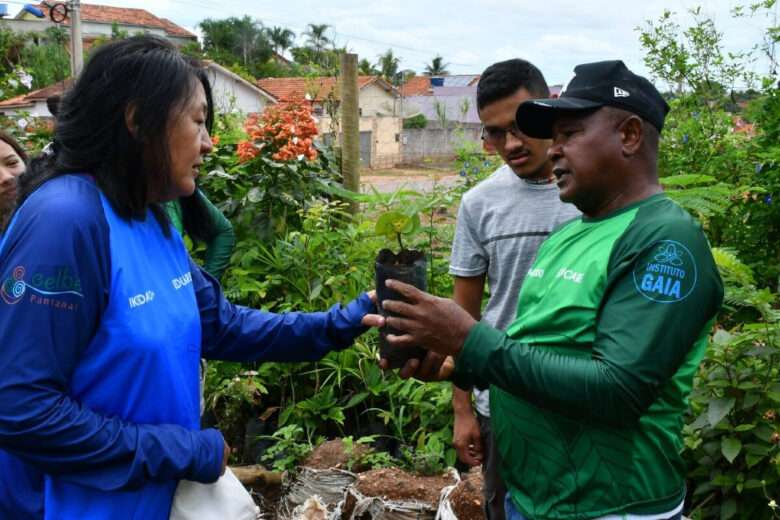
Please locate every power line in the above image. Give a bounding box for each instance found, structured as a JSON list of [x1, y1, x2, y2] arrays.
[[159, 0, 475, 67], [3, 0, 475, 68]]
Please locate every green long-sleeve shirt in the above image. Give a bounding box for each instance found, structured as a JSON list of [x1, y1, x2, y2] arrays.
[[453, 193, 723, 519], [164, 190, 235, 280]]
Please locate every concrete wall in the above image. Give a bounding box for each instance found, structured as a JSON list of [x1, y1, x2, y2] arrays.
[[401, 123, 482, 163], [369, 116, 402, 168], [318, 115, 403, 169]]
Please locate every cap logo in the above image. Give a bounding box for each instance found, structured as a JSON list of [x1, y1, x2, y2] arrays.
[[614, 87, 630, 98]]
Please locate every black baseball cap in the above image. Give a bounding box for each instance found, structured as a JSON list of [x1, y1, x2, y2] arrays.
[[515, 60, 670, 139]]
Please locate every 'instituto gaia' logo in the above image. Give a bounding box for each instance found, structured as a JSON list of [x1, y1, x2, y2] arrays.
[[632, 241, 698, 303]]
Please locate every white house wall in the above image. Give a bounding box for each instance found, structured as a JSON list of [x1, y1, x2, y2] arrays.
[[209, 72, 269, 115], [0, 100, 52, 118], [359, 83, 397, 116]]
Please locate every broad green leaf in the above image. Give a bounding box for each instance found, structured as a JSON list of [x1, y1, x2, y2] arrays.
[[746, 453, 766, 468], [742, 393, 760, 409], [712, 329, 734, 346], [720, 498, 737, 520], [344, 391, 369, 409], [247, 187, 263, 203], [689, 412, 709, 430], [375, 211, 408, 237], [721, 437, 741, 463], [708, 397, 735, 427]]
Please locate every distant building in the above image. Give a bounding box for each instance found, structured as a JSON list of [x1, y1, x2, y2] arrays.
[[204, 61, 276, 115], [0, 62, 275, 118], [0, 79, 71, 117], [401, 75, 481, 126], [4, 3, 196, 48], [257, 76, 403, 168]]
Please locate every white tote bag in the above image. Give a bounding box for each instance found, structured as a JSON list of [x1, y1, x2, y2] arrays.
[[170, 468, 260, 520]]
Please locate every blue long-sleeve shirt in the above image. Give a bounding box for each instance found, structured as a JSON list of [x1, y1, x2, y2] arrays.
[[0, 174, 373, 519]]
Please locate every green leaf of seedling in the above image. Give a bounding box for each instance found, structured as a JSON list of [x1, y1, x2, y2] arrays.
[[402, 212, 421, 235], [721, 437, 742, 463], [344, 391, 369, 409], [375, 211, 408, 238]]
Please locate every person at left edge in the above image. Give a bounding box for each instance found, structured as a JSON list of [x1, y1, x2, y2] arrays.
[[0, 35, 375, 520], [0, 130, 27, 233]]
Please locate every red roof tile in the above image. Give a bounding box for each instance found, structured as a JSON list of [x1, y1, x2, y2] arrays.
[[256, 76, 386, 102], [34, 3, 195, 39], [0, 79, 73, 108], [399, 76, 431, 97]]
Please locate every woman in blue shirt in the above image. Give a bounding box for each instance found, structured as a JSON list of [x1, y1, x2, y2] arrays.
[[0, 35, 373, 519]]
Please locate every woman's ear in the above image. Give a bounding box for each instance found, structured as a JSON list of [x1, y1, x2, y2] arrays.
[[124, 103, 139, 139]]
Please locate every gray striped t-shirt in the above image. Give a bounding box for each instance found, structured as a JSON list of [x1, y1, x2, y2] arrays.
[[449, 164, 580, 416]]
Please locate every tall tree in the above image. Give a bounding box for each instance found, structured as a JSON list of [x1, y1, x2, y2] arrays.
[[266, 26, 295, 56], [303, 23, 331, 58], [199, 16, 272, 72], [376, 49, 400, 84], [358, 58, 378, 75], [424, 55, 449, 76]]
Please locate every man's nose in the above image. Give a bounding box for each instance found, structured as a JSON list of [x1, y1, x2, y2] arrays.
[[547, 142, 563, 162]]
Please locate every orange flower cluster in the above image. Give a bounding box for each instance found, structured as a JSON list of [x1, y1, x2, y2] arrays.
[[238, 97, 319, 163]]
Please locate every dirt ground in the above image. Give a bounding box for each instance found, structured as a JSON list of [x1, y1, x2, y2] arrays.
[[352, 467, 456, 504], [302, 439, 371, 472], [360, 166, 459, 194], [449, 468, 486, 520]]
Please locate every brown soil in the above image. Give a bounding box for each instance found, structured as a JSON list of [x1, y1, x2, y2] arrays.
[[449, 468, 486, 520], [353, 467, 456, 504], [302, 438, 371, 472]]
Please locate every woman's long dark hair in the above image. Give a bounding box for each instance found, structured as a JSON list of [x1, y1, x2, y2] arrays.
[[18, 35, 215, 237], [177, 64, 216, 243]]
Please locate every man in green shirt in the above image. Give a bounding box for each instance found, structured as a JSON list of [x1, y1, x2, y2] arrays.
[[364, 61, 723, 519]]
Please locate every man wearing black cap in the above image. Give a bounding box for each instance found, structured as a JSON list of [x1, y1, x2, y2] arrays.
[[363, 61, 724, 519]]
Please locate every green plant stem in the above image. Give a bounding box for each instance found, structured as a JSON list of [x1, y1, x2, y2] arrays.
[[690, 491, 718, 515]]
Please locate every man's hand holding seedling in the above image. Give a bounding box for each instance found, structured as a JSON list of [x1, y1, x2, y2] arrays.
[[361, 279, 476, 381]]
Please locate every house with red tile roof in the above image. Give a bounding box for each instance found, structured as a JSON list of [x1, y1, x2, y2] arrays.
[[7, 3, 195, 47], [257, 75, 399, 116], [0, 62, 275, 117], [257, 75, 403, 168], [0, 79, 72, 117]]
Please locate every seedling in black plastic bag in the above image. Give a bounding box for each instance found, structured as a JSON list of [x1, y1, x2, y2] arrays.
[[374, 206, 428, 369]]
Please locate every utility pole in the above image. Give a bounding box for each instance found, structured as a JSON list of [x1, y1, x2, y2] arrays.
[[69, 0, 83, 76], [340, 52, 360, 215]]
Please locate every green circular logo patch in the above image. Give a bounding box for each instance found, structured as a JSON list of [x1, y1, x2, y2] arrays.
[[632, 240, 697, 303]]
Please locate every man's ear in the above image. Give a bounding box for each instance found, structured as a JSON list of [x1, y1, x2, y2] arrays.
[[124, 103, 139, 139], [619, 115, 643, 156]]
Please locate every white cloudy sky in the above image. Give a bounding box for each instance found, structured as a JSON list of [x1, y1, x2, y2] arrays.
[[10, 0, 777, 86]]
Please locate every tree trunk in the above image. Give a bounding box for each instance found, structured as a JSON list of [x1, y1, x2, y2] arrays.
[[340, 53, 360, 215]]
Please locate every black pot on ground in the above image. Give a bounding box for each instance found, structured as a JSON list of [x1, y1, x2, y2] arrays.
[[374, 248, 428, 369]]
